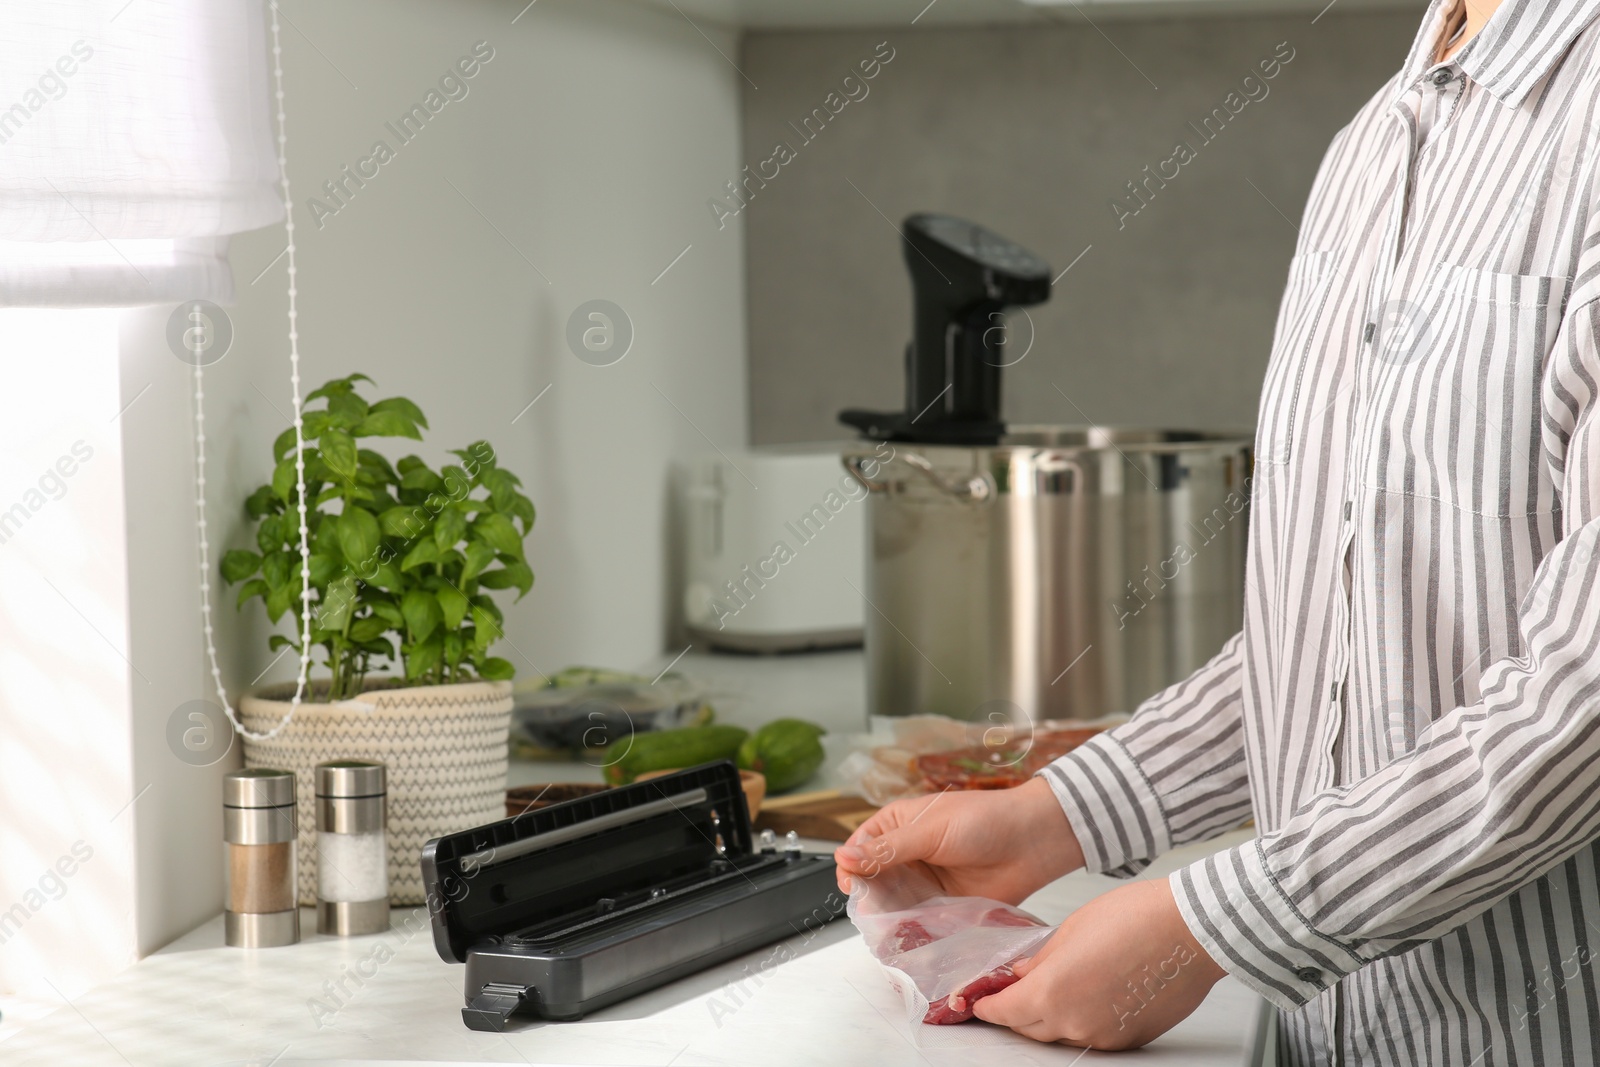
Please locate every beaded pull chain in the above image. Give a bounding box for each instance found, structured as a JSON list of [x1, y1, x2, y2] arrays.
[[195, 0, 314, 741]]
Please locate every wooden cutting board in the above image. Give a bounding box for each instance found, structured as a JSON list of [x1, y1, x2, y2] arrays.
[[752, 789, 878, 842]]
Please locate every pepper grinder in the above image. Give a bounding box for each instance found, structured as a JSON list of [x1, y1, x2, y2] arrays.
[[223, 768, 300, 948], [315, 760, 390, 936]]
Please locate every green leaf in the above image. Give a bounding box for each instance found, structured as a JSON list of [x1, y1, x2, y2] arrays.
[[399, 465, 443, 494], [454, 442, 497, 473], [478, 656, 515, 681], [401, 537, 442, 572], [353, 410, 422, 439], [443, 631, 465, 669], [273, 426, 297, 463], [320, 430, 359, 482], [359, 637, 395, 659], [369, 561, 406, 593], [470, 604, 501, 648], [221, 549, 262, 583], [255, 516, 282, 554], [402, 589, 443, 643], [244, 485, 281, 520], [478, 561, 534, 599], [262, 550, 292, 591], [272, 456, 299, 502], [371, 396, 429, 431], [267, 633, 296, 652], [379, 505, 428, 540], [307, 553, 338, 585], [336, 507, 381, 568], [434, 506, 467, 551], [481, 468, 518, 512], [470, 594, 503, 625], [325, 391, 369, 430], [265, 583, 293, 623], [511, 493, 536, 530], [459, 541, 497, 583], [473, 513, 524, 559], [356, 449, 400, 485], [435, 583, 469, 629], [370, 599, 405, 628], [304, 374, 372, 405], [363, 488, 400, 513], [396, 454, 427, 476], [406, 635, 442, 680], [439, 465, 473, 499], [318, 575, 358, 632], [349, 615, 389, 643], [312, 524, 344, 567], [236, 578, 268, 608]]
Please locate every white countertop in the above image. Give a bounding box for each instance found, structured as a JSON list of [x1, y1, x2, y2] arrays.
[[4, 650, 1265, 1064], [0, 830, 1261, 1066]]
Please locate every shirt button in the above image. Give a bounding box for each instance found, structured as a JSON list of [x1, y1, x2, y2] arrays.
[[1432, 68, 1454, 87], [1296, 967, 1323, 984]]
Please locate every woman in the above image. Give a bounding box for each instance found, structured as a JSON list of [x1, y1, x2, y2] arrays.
[[836, 0, 1600, 1062]]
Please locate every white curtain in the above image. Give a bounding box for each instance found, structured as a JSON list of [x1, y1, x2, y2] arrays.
[[0, 0, 282, 306]]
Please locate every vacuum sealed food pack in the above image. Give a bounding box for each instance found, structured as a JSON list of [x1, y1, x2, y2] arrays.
[[847, 863, 1055, 1041]]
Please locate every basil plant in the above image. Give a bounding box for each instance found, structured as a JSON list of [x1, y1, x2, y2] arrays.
[[221, 374, 535, 700]]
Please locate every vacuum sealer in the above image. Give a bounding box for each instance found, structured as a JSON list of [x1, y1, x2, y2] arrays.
[[423, 761, 845, 1032]]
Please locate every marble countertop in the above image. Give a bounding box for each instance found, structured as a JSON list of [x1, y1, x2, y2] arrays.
[[5, 649, 1266, 1065]]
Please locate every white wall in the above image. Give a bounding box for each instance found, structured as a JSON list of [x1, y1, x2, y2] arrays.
[[0, 310, 139, 1016], [3, 0, 748, 1010], [226, 0, 749, 682]]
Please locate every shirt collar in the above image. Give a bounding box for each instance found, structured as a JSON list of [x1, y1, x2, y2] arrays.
[[1394, 0, 1600, 109]]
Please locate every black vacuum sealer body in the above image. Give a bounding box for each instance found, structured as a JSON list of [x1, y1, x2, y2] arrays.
[[422, 761, 845, 1032]]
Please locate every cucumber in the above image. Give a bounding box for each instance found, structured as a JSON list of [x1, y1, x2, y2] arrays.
[[737, 718, 827, 794], [546, 665, 648, 689], [603, 724, 748, 785]]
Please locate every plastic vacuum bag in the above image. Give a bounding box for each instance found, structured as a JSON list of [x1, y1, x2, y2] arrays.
[[847, 863, 1056, 1033], [835, 714, 1124, 805]]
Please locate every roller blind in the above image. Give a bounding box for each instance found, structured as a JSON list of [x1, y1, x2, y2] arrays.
[[0, 0, 283, 306]]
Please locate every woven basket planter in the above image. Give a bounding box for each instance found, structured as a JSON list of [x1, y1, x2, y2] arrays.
[[240, 678, 511, 906]]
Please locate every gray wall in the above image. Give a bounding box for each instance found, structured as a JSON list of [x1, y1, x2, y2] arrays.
[[739, 11, 1420, 443]]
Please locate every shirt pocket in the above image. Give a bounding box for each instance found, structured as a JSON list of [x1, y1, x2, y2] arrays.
[[1257, 250, 1340, 466], [1365, 265, 1569, 518]]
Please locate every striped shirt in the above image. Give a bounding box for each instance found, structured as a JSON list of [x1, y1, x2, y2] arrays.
[[1042, 1, 1600, 1063]]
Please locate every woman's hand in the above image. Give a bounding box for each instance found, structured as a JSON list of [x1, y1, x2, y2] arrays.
[[833, 777, 1085, 903], [972, 877, 1226, 1049]]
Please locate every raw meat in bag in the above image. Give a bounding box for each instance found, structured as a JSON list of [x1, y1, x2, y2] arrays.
[[847, 864, 1056, 1026]]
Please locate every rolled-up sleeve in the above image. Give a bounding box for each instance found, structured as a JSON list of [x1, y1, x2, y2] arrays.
[[1039, 631, 1255, 877]]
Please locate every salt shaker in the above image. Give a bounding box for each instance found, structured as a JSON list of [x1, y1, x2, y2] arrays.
[[315, 760, 390, 936], [223, 768, 300, 948]]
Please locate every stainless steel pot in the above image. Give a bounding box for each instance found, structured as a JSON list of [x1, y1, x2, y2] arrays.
[[842, 427, 1252, 722]]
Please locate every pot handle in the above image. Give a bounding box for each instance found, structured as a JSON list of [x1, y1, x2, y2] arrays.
[[842, 451, 993, 502]]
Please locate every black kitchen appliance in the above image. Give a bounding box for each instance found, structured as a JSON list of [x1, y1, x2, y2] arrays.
[[839, 213, 1053, 445], [422, 761, 844, 1032]]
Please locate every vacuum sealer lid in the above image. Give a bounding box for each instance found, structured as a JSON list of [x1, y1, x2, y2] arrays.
[[421, 761, 754, 964]]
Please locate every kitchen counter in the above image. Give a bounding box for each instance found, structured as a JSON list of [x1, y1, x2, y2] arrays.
[[509, 648, 869, 789], [505, 648, 1121, 793], [6, 650, 1267, 1064], [0, 831, 1263, 1066]]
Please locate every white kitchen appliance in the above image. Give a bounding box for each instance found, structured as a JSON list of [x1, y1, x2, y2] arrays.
[[680, 444, 865, 652]]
